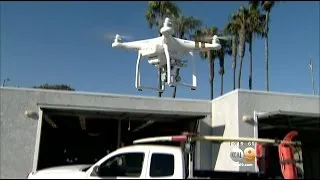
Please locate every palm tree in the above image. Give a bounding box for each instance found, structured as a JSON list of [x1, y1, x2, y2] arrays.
[[193, 27, 219, 100], [145, 1, 181, 97], [225, 16, 240, 90], [234, 6, 249, 89], [261, 1, 276, 91], [171, 14, 202, 98], [217, 35, 232, 95], [218, 53, 225, 95], [246, 2, 265, 90]]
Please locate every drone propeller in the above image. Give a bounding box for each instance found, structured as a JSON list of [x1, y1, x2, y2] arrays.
[[215, 35, 233, 41], [103, 32, 134, 42], [159, 16, 176, 26], [194, 35, 232, 42]]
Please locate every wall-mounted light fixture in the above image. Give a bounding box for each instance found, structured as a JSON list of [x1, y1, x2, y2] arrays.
[[24, 110, 39, 120], [242, 115, 253, 122]]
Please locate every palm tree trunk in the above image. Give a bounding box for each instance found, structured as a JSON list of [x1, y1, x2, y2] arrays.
[[238, 56, 244, 89], [157, 30, 163, 97], [219, 56, 225, 96], [172, 68, 180, 98], [233, 68, 236, 90], [238, 26, 245, 89], [209, 54, 214, 100], [265, 11, 270, 92], [232, 57, 236, 90], [232, 36, 237, 90], [157, 68, 162, 97], [220, 74, 224, 95], [249, 33, 253, 90]]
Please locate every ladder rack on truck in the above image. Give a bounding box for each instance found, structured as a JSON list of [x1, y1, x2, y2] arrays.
[[133, 131, 302, 179]]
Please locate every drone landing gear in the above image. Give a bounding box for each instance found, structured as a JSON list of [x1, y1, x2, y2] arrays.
[[167, 52, 197, 90], [135, 51, 197, 93], [135, 52, 165, 92], [163, 64, 180, 88]]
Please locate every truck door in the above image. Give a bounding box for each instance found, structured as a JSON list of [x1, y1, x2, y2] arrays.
[[87, 151, 149, 179], [145, 151, 184, 179]]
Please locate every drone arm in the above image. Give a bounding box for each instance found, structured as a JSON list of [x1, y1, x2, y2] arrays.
[[112, 37, 161, 51], [174, 38, 221, 51], [113, 42, 141, 50]]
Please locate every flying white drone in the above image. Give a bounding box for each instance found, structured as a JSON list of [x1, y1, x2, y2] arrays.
[[111, 17, 225, 92]]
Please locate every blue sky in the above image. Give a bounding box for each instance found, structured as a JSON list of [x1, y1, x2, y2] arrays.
[[1, 1, 319, 99]]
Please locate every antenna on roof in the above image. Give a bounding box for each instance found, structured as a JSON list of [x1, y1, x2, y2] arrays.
[[309, 53, 316, 95]]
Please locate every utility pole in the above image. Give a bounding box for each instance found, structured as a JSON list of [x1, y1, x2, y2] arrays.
[[309, 53, 315, 95]]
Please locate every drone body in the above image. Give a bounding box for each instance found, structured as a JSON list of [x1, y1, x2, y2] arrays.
[[111, 17, 222, 92]]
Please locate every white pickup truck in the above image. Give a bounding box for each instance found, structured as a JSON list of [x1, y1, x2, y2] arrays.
[[28, 134, 297, 179], [28, 144, 191, 179]]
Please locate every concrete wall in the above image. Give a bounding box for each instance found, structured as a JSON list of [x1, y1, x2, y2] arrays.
[[211, 90, 239, 171], [237, 89, 320, 172], [210, 89, 320, 172], [0, 87, 212, 178], [0, 89, 39, 178], [195, 115, 213, 170]]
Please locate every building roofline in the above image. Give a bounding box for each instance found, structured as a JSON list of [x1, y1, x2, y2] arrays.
[[0, 87, 211, 103], [211, 88, 320, 103], [210, 89, 238, 103], [237, 89, 320, 98], [2, 87, 318, 102]]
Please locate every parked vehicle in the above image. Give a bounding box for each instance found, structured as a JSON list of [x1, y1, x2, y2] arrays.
[[27, 132, 301, 179]]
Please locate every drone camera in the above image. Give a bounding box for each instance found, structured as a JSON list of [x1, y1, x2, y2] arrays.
[[138, 89, 142, 91], [191, 88, 196, 91]]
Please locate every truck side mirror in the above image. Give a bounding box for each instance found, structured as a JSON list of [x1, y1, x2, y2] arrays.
[[184, 143, 191, 153], [91, 166, 100, 176]]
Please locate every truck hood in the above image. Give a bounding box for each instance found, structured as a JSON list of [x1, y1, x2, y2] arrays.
[[27, 164, 92, 179]]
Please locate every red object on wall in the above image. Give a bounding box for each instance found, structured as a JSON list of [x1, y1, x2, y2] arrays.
[[256, 143, 269, 174], [278, 131, 298, 179]]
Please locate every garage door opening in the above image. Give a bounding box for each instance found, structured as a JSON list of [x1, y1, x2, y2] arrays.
[[36, 108, 204, 170], [257, 110, 320, 179]]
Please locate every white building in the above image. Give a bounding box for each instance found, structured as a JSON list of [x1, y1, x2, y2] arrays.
[[1, 87, 319, 178]]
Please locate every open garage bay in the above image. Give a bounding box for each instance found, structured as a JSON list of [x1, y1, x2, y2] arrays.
[[37, 108, 204, 170]]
